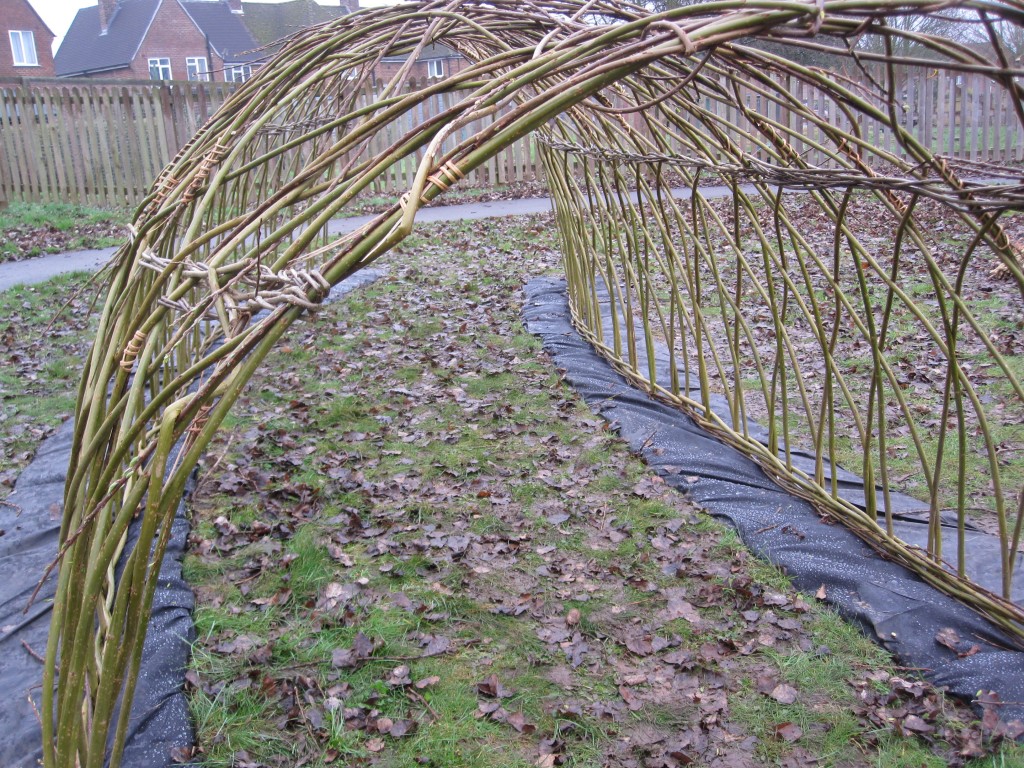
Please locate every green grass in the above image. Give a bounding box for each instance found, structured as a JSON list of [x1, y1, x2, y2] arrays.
[[1, 210, 1018, 768], [0, 272, 97, 495], [8, 193, 1014, 768], [0, 201, 129, 260]]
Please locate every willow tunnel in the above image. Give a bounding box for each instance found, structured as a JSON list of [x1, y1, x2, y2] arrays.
[[40, 2, 1024, 765]]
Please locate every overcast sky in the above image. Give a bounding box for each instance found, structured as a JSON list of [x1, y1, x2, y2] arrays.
[[28, 0, 366, 53]]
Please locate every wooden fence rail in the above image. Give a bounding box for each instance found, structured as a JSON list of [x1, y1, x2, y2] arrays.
[[1, 68, 1020, 208]]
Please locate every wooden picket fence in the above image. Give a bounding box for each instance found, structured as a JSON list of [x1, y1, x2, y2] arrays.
[[0, 78, 239, 208], [1, 67, 1021, 208], [719, 67, 1024, 168]]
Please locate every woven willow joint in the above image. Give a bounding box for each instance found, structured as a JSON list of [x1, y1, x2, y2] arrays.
[[144, 174, 180, 214], [238, 266, 331, 313], [187, 405, 213, 440], [156, 297, 195, 314], [182, 143, 231, 204], [119, 330, 148, 372], [427, 161, 466, 193], [279, 268, 331, 292], [138, 251, 211, 280]]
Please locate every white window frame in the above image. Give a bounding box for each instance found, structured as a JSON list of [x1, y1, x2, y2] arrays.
[[185, 56, 209, 82], [148, 57, 172, 81], [9, 30, 38, 67], [227, 64, 252, 83], [426, 58, 444, 79]]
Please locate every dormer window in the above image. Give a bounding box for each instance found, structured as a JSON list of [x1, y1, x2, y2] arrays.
[[9, 31, 38, 67]]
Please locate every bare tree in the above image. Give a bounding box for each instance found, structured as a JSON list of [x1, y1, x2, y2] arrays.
[[855, 8, 989, 59]]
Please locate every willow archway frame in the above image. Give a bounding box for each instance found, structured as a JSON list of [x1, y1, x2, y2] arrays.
[[42, 1, 1024, 766]]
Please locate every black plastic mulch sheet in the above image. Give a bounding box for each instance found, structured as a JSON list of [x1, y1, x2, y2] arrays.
[[0, 420, 195, 768], [523, 276, 1024, 722], [0, 269, 386, 767]]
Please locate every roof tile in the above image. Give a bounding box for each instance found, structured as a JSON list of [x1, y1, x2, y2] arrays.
[[241, 0, 349, 49], [54, 0, 160, 77], [180, 1, 264, 63]]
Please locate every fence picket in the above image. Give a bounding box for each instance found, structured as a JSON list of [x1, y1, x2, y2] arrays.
[[64, 87, 85, 205], [44, 88, 67, 200], [34, 87, 53, 201], [79, 86, 100, 204], [0, 72, 1018, 206], [0, 87, 20, 200]]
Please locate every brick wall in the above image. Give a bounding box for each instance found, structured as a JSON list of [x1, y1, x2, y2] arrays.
[[130, 0, 223, 81], [0, 0, 55, 78]]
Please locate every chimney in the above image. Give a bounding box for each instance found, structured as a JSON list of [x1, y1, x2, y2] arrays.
[[228, 0, 243, 14], [98, 0, 118, 35]]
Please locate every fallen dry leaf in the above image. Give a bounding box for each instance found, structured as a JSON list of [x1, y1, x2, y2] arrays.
[[389, 719, 418, 738], [901, 714, 935, 734], [773, 722, 803, 742], [386, 665, 412, 686], [416, 633, 452, 657], [935, 627, 961, 651], [414, 675, 441, 689], [331, 631, 376, 668], [506, 710, 536, 734], [770, 683, 799, 705], [477, 674, 513, 698]]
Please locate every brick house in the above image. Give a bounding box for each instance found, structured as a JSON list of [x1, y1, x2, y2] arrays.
[[0, 0, 55, 78], [54, 0, 263, 82], [243, 3, 465, 85], [375, 43, 468, 87], [53, 0, 465, 86]]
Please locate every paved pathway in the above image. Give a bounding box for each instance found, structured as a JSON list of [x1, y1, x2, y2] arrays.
[[0, 184, 748, 293], [0, 197, 558, 293], [0, 247, 118, 293]]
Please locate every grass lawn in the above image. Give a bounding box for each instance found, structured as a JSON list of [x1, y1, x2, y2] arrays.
[[175, 214, 1024, 767], [0, 202, 130, 263], [0, 272, 98, 496]]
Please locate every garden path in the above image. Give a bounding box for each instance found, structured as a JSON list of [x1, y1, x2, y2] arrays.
[[0, 184, 754, 293]]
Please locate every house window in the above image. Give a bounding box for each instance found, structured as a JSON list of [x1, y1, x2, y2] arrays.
[[186, 57, 209, 82], [148, 57, 172, 80], [227, 64, 252, 83], [9, 31, 38, 67], [426, 59, 444, 79]]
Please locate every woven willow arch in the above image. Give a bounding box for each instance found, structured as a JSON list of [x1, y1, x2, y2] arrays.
[[43, 1, 1024, 765]]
